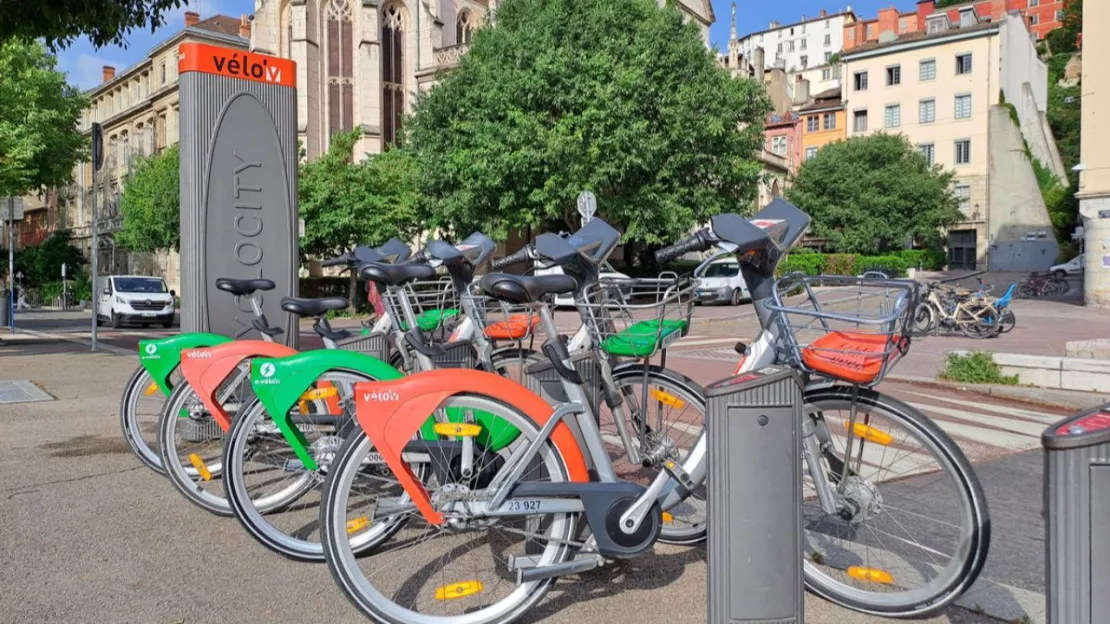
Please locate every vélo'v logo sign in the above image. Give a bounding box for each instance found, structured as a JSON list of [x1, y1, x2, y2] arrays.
[[212, 53, 281, 84]]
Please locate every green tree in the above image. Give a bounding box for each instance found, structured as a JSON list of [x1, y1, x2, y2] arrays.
[[116, 145, 181, 252], [406, 0, 769, 244], [0, 39, 87, 199], [4, 229, 87, 287], [0, 0, 186, 50], [786, 134, 962, 254], [300, 130, 421, 305]]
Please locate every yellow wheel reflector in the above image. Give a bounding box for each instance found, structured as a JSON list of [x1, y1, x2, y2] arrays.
[[435, 581, 484, 601], [144, 382, 161, 396], [434, 423, 483, 438], [649, 388, 685, 409], [661, 512, 674, 524], [300, 387, 338, 401], [847, 567, 894, 584], [346, 517, 371, 534], [188, 454, 213, 481], [844, 421, 893, 446]]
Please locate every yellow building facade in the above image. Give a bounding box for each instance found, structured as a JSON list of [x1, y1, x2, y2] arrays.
[[798, 90, 846, 161]]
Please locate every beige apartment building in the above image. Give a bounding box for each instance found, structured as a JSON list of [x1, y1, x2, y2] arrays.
[[842, 8, 1064, 270], [1078, 0, 1110, 306]]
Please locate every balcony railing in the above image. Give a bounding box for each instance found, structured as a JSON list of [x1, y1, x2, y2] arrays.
[[434, 44, 470, 68]]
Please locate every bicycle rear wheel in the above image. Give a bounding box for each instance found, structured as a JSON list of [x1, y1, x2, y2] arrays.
[[322, 394, 577, 624], [801, 386, 990, 617], [120, 364, 181, 474]]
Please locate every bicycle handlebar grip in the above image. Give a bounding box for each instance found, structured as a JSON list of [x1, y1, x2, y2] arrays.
[[655, 229, 712, 264], [321, 255, 348, 268], [491, 246, 533, 271]]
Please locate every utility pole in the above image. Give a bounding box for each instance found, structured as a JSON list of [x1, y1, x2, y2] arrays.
[[7, 197, 13, 334]]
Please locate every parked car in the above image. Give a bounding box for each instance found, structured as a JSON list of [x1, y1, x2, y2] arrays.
[[1050, 254, 1084, 278], [534, 261, 631, 307], [96, 275, 176, 329], [694, 258, 750, 306]]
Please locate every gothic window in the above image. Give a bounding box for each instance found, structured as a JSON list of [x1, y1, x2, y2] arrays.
[[382, 4, 405, 147], [456, 10, 474, 45], [326, 0, 355, 139]]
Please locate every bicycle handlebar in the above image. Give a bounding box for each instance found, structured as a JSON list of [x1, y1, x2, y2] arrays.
[[655, 228, 716, 265], [491, 245, 534, 271], [322, 254, 350, 268]]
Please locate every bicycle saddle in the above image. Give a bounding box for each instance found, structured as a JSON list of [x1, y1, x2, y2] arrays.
[[215, 278, 276, 297], [360, 262, 437, 286], [280, 296, 350, 317], [480, 272, 577, 304]]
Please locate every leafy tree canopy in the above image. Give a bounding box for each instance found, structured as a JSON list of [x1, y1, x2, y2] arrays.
[[2, 230, 86, 286], [116, 145, 181, 253], [0, 0, 186, 50], [299, 130, 422, 260], [407, 0, 769, 244], [0, 39, 87, 198], [786, 134, 962, 254]]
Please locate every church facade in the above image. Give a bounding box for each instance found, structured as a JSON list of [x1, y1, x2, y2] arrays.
[[249, 0, 715, 159]]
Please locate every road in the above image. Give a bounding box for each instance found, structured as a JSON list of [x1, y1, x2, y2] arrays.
[[1, 305, 1070, 623]]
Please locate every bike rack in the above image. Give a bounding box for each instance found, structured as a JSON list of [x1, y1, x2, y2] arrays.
[[1043, 402, 1110, 624], [705, 366, 804, 623]]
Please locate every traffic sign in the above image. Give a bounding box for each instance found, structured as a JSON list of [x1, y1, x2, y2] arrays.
[[0, 198, 24, 221], [577, 191, 597, 224]]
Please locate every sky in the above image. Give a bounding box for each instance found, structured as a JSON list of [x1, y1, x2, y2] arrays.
[[55, 0, 904, 90]]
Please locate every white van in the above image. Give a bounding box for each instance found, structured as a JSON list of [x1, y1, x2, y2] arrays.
[[534, 261, 631, 307], [96, 275, 176, 328], [694, 258, 750, 306]]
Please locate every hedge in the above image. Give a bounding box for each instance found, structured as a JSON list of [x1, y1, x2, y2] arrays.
[[776, 250, 945, 278]]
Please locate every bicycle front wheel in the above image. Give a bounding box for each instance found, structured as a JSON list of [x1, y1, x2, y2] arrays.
[[120, 364, 181, 474], [801, 386, 990, 617], [322, 394, 577, 624], [158, 367, 255, 516], [224, 369, 400, 561]]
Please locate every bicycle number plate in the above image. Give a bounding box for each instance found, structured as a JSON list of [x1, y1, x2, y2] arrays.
[[505, 499, 542, 512], [660, 330, 681, 349]]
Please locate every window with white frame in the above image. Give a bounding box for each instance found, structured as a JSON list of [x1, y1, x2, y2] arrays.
[[955, 139, 971, 164], [807, 115, 820, 132], [823, 112, 837, 129], [800, 55, 808, 68], [1030, 14, 1039, 25], [824, 51, 832, 62], [954, 183, 971, 214], [886, 65, 901, 86], [918, 143, 935, 165], [885, 104, 901, 128], [854, 71, 868, 90], [954, 94, 971, 119], [919, 98, 936, 123], [771, 135, 788, 156], [805, 146, 818, 160], [956, 53, 972, 74], [853, 109, 868, 132], [824, 33, 831, 45], [1029, 0, 1039, 6], [822, 67, 831, 80], [801, 39, 807, 50], [920, 58, 936, 81]]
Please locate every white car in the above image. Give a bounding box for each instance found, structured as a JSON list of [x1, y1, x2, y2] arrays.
[[694, 258, 750, 306], [96, 275, 176, 328], [534, 261, 630, 307], [1049, 254, 1084, 278]]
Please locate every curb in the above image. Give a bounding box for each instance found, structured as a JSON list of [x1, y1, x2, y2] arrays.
[[14, 327, 136, 358], [888, 374, 1109, 411]]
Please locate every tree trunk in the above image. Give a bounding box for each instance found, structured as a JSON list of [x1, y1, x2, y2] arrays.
[[348, 270, 358, 313]]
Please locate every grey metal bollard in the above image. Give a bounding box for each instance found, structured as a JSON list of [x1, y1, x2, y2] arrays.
[[1043, 404, 1110, 624], [705, 366, 804, 624]]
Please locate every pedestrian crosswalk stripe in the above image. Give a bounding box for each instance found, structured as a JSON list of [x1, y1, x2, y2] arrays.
[[907, 402, 1045, 438], [902, 390, 1062, 425]]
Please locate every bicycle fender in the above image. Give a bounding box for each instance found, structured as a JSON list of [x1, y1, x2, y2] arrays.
[[250, 350, 411, 471], [138, 332, 232, 395], [354, 369, 591, 526], [180, 340, 297, 431]]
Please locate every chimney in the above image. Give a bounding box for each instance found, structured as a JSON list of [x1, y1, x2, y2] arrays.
[[102, 65, 116, 83], [185, 11, 200, 27], [239, 14, 252, 39], [820, 9, 828, 17], [794, 77, 811, 105]]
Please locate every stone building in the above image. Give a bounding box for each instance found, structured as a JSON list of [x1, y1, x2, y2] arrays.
[[247, 0, 716, 159]]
